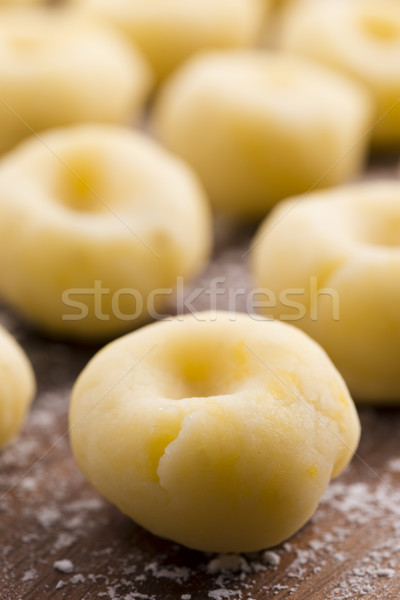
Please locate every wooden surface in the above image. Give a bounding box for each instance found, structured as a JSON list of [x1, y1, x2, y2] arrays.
[[2, 164, 400, 600]]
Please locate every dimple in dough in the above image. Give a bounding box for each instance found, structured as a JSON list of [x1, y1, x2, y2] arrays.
[[0, 325, 35, 448], [69, 311, 360, 553]]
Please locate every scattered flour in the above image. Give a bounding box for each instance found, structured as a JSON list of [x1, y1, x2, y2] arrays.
[[208, 590, 242, 599], [54, 559, 74, 574], [387, 458, 400, 473], [22, 568, 37, 582], [144, 563, 191, 583], [207, 555, 250, 574], [53, 532, 77, 552], [262, 551, 280, 567], [37, 506, 61, 529]]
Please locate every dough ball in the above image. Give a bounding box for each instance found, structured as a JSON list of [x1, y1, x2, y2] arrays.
[[252, 180, 400, 402], [0, 325, 35, 447], [69, 0, 267, 81], [70, 311, 360, 552], [153, 50, 372, 219], [278, 0, 400, 148], [0, 9, 153, 154], [0, 124, 212, 340]]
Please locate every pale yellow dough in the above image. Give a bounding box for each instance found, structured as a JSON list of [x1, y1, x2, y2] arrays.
[[0, 325, 35, 447], [252, 180, 400, 402], [0, 1, 48, 4], [279, 0, 400, 148], [69, 311, 360, 553], [0, 10, 153, 155], [0, 124, 211, 341], [153, 50, 372, 220], [69, 0, 267, 81], [0, 0, 48, 4]]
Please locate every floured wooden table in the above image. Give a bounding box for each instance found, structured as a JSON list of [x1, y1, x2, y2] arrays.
[[2, 158, 400, 600]]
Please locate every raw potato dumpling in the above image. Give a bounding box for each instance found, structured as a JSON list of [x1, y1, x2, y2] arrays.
[[0, 1, 48, 4], [69, 312, 360, 553], [70, 0, 268, 81], [0, 325, 35, 447], [252, 180, 400, 402], [153, 51, 373, 220], [0, 10, 153, 154], [279, 0, 400, 147], [0, 124, 211, 341]]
